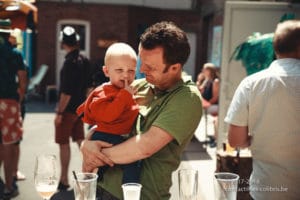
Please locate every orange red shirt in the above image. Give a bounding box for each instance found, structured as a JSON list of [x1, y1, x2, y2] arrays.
[[77, 83, 139, 135]]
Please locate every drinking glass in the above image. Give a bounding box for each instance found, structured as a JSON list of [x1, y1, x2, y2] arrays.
[[122, 183, 142, 200], [178, 169, 198, 200], [214, 172, 239, 200], [73, 172, 98, 200], [34, 154, 58, 200]]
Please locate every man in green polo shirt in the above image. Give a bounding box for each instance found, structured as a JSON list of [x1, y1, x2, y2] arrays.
[[81, 21, 202, 200]]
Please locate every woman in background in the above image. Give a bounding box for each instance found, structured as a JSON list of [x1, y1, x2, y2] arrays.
[[198, 63, 219, 147]]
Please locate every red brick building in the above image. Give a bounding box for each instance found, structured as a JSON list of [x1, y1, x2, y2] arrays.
[[35, 1, 224, 90]]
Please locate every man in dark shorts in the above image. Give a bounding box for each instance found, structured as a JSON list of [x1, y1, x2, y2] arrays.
[[0, 19, 27, 199], [55, 26, 91, 190]]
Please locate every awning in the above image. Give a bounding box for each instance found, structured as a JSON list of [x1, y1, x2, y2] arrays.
[[0, 0, 37, 30]]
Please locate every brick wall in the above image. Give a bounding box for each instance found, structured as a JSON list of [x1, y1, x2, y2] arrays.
[[36, 2, 204, 88]]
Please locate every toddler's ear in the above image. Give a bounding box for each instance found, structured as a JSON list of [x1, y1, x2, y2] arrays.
[[102, 66, 109, 77]]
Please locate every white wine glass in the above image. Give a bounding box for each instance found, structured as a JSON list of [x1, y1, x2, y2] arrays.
[[178, 169, 198, 200], [34, 154, 58, 200]]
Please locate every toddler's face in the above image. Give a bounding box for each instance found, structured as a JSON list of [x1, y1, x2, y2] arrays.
[[103, 55, 136, 88]]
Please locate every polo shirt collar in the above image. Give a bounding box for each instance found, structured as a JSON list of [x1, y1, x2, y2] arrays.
[[149, 74, 192, 95], [269, 58, 300, 75]]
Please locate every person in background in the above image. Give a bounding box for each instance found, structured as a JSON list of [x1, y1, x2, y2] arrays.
[[8, 29, 27, 190], [89, 52, 109, 89], [225, 20, 300, 199], [80, 21, 202, 200], [196, 71, 205, 92], [77, 42, 140, 184], [55, 26, 91, 190], [199, 63, 219, 147], [199, 63, 219, 114], [0, 19, 27, 199]]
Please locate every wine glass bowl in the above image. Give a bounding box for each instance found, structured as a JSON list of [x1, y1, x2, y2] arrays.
[[178, 169, 198, 200], [34, 154, 58, 200]]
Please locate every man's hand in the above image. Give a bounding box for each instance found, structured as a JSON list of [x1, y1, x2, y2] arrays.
[[54, 114, 63, 127], [80, 140, 114, 172]]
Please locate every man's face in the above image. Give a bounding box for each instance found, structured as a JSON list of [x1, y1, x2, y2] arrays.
[[9, 36, 17, 47], [103, 55, 136, 89], [61, 43, 68, 52], [139, 47, 172, 89]]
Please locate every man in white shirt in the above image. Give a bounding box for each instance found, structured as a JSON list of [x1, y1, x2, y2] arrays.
[[225, 20, 300, 200]]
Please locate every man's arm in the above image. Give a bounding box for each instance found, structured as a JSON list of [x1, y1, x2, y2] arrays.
[[81, 126, 174, 171], [209, 79, 219, 104], [103, 126, 173, 164], [228, 124, 251, 148], [56, 93, 71, 114], [17, 70, 27, 102]]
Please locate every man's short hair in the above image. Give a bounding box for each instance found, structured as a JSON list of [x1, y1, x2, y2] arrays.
[[140, 21, 190, 67], [273, 20, 300, 55]]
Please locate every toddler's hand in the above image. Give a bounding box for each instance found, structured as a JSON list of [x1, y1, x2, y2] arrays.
[[124, 79, 137, 95]]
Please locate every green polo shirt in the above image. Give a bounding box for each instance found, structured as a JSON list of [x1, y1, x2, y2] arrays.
[[99, 76, 202, 200]]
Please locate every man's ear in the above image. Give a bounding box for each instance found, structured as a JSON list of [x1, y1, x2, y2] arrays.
[[170, 63, 182, 73], [102, 66, 109, 77]]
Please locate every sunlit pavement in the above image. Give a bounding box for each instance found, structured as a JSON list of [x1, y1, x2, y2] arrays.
[[0, 100, 216, 200]]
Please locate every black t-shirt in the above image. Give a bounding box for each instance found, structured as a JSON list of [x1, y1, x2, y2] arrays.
[[0, 39, 26, 100], [90, 58, 109, 87], [202, 79, 213, 101], [59, 49, 91, 112]]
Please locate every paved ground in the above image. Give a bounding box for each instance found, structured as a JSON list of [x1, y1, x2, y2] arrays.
[[0, 99, 217, 200]]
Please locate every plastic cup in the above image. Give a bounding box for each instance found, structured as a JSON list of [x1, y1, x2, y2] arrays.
[[122, 183, 142, 200], [214, 172, 239, 200], [178, 169, 198, 200], [73, 172, 98, 200]]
